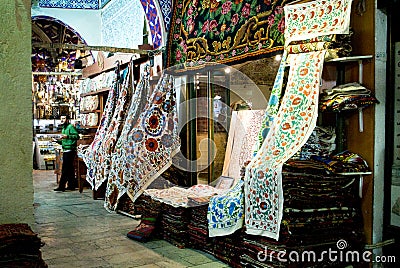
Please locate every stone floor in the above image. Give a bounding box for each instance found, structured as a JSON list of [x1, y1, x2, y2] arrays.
[[33, 170, 228, 268]]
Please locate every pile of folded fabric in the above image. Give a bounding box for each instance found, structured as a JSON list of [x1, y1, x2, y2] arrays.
[[311, 150, 370, 174], [127, 195, 162, 242], [240, 160, 365, 267], [0, 223, 47, 267], [160, 204, 190, 248], [292, 126, 336, 160], [187, 204, 212, 253], [213, 231, 244, 268], [320, 82, 379, 112]]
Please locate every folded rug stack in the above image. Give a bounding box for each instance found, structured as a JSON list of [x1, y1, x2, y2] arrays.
[[160, 204, 190, 248], [212, 231, 244, 268], [320, 82, 379, 112], [187, 204, 212, 253], [240, 160, 365, 267], [0, 223, 47, 268], [127, 195, 162, 242]]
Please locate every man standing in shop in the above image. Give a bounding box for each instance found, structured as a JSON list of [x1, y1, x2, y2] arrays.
[[54, 114, 79, 192]]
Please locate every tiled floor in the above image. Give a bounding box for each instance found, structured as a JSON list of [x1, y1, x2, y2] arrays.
[[33, 170, 227, 268]]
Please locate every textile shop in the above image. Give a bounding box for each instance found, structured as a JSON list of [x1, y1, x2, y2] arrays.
[[23, 0, 399, 267]]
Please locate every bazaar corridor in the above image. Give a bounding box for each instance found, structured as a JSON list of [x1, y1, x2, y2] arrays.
[[32, 170, 226, 268]]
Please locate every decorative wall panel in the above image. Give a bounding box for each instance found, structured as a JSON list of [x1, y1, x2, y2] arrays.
[[140, 0, 163, 48], [39, 0, 100, 9], [158, 0, 172, 31], [101, 0, 145, 49]]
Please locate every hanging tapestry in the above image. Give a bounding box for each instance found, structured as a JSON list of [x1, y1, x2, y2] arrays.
[[105, 73, 180, 211], [81, 76, 118, 188], [284, 0, 352, 46], [166, 0, 297, 71], [104, 66, 150, 210], [245, 50, 326, 240], [91, 68, 133, 191], [253, 50, 288, 154], [222, 109, 265, 181]]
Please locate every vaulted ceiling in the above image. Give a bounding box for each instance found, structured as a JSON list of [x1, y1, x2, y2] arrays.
[[32, 17, 87, 72]]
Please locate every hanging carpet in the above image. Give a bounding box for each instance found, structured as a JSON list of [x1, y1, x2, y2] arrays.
[[92, 67, 133, 191], [81, 73, 119, 189], [105, 72, 180, 211], [104, 66, 150, 210], [166, 0, 298, 71]]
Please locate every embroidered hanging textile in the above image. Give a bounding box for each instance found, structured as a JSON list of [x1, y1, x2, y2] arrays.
[[105, 73, 180, 210], [284, 0, 352, 46], [245, 50, 326, 240], [104, 66, 151, 210], [81, 77, 118, 188], [166, 0, 297, 71], [92, 68, 133, 190], [222, 109, 265, 181], [253, 50, 288, 155]]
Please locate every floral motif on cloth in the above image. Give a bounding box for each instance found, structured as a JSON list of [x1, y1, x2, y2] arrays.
[[92, 68, 133, 191], [166, 0, 298, 71], [222, 110, 265, 181], [103, 67, 150, 210], [81, 78, 118, 188], [207, 179, 245, 237], [144, 184, 227, 208], [245, 51, 326, 240], [253, 50, 288, 155], [284, 0, 352, 46], [104, 73, 180, 211]]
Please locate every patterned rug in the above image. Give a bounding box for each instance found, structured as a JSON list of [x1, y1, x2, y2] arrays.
[[104, 66, 151, 210], [284, 0, 352, 46], [81, 74, 118, 188], [166, 0, 297, 71], [93, 68, 133, 190], [105, 72, 180, 210]]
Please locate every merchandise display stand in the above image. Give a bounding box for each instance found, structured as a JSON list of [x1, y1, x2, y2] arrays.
[[325, 55, 373, 152]]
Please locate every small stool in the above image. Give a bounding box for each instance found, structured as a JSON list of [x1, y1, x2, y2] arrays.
[[45, 160, 55, 170]]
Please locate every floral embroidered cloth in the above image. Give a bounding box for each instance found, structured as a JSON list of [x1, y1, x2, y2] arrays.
[[81, 76, 118, 188], [284, 0, 352, 46], [245, 50, 326, 240], [104, 66, 150, 210], [167, 0, 297, 71], [222, 109, 265, 181], [253, 50, 288, 155], [207, 179, 245, 237], [144, 184, 228, 208], [105, 72, 180, 210], [92, 68, 133, 190]]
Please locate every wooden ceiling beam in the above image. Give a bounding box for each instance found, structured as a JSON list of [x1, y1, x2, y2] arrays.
[[31, 42, 158, 55]]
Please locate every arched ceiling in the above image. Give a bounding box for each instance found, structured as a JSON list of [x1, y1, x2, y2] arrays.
[[32, 17, 88, 72]]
